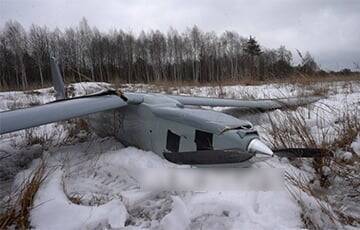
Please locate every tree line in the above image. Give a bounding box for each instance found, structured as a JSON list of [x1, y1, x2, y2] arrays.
[[0, 18, 321, 89]]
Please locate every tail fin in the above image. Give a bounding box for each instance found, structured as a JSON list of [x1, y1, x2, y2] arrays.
[[50, 57, 66, 100]]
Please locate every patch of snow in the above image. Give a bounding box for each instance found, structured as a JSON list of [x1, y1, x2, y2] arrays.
[[351, 135, 360, 156], [161, 196, 190, 230], [321, 166, 331, 177], [31, 169, 127, 230], [341, 151, 353, 161], [187, 190, 302, 229]]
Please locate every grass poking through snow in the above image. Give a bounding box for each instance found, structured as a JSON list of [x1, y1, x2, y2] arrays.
[[0, 160, 49, 229]]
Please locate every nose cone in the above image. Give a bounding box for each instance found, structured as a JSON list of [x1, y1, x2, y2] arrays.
[[247, 139, 273, 156]]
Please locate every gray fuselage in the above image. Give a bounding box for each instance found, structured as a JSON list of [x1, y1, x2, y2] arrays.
[[88, 93, 261, 161]]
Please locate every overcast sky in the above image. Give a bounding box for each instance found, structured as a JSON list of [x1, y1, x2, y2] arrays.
[[0, 0, 359, 70]]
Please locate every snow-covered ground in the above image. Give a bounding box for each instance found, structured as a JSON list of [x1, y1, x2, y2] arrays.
[[0, 80, 359, 229]]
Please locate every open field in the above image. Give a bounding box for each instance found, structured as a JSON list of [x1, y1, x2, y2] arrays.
[[0, 80, 359, 229]]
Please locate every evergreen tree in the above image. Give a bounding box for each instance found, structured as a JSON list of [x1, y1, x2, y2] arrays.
[[244, 36, 262, 79], [244, 36, 261, 56]]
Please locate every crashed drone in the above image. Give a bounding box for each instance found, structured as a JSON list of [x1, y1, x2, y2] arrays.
[[0, 58, 330, 166]]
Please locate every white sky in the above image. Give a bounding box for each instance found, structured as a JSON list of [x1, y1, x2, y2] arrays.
[[0, 0, 359, 70]]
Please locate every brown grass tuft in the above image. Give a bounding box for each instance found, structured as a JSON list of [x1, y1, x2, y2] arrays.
[[65, 118, 91, 143], [0, 160, 48, 229], [268, 107, 360, 227], [267, 111, 317, 149], [25, 129, 50, 146], [285, 172, 338, 229], [332, 111, 360, 150]]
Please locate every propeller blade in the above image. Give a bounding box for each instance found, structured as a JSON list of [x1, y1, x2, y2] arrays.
[[163, 148, 333, 165], [273, 148, 334, 158]]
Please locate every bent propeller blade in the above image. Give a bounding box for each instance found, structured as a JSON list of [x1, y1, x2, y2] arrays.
[[273, 148, 334, 158]]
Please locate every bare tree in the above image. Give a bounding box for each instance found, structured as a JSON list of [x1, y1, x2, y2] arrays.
[[0, 19, 325, 89], [3, 21, 28, 89], [29, 25, 49, 86]]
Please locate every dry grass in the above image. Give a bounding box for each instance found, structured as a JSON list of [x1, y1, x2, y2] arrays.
[[285, 172, 338, 229], [25, 129, 51, 146], [22, 118, 91, 148], [3, 73, 357, 92], [267, 111, 332, 186], [63, 187, 84, 205], [0, 160, 48, 229], [267, 107, 360, 228], [150, 73, 359, 87], [64, 118, 91, 143], [6, 94, 41, 110], [267, 107, 360, 160], [332, 111, 360, 150], [267, 112, 316, 149], [285, 166, 360, 228]]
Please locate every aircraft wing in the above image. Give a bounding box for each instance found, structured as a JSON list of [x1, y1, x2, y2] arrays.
[[165, 94, 322, 111], [0, 56, 146, 135], [0, 94, 130, 135]]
